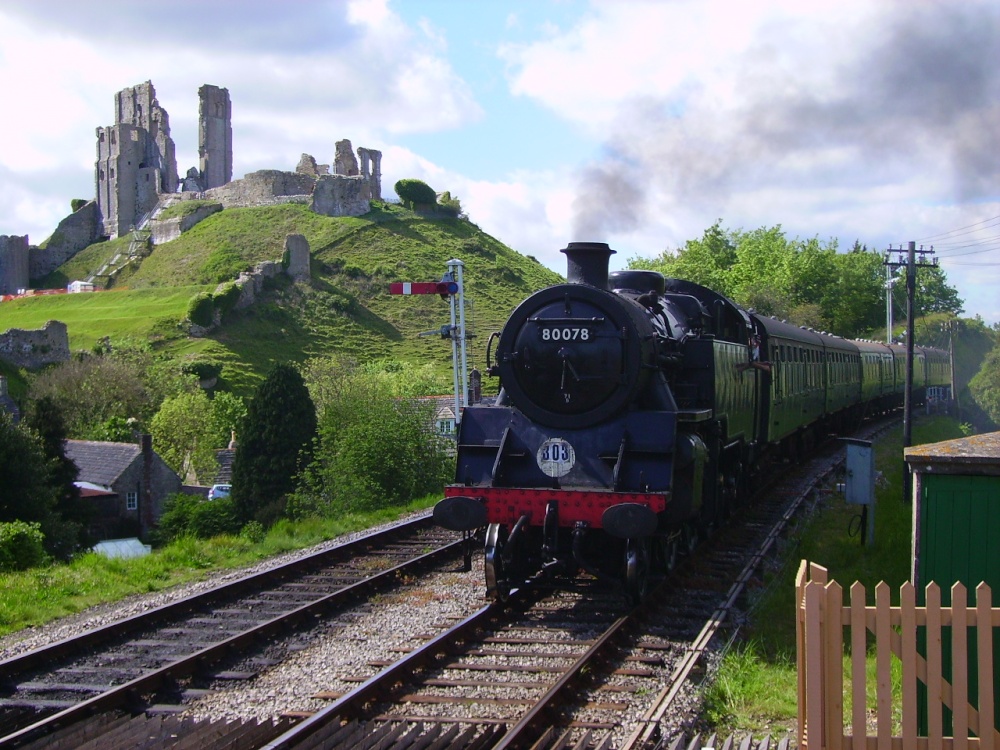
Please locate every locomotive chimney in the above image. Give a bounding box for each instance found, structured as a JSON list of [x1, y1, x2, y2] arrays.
[[561, 242, 615, 289]]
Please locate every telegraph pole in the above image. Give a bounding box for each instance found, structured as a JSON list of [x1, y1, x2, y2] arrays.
[[887, 241, 936, 502]]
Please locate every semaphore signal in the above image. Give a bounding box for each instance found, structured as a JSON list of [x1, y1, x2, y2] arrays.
[[389, 261, 469, 426]]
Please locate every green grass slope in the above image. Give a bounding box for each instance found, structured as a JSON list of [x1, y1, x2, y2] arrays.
[[2, 203, 562, 395]]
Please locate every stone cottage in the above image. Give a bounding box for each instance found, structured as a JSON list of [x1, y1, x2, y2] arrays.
[[65, 435, 181, 540]]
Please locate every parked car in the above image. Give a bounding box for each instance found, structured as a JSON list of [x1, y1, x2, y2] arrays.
[[208, 483, 231, 500]]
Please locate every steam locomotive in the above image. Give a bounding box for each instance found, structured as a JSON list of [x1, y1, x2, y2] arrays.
[[433, 242, 950, 602]]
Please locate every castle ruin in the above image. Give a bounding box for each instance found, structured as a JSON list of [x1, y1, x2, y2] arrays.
[[1, 80, 383, 293]]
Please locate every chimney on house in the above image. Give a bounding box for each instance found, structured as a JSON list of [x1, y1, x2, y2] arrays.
[[141, 434, 154, 537]]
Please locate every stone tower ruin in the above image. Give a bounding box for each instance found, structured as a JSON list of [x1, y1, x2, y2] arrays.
[[96, 81, 179, 238], [198, 84, 232, 190]]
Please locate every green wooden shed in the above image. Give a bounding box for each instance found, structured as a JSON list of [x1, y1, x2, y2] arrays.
[[905, 431, 1000, 733]]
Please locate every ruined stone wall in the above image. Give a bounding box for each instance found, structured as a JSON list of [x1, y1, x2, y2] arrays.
[[199, 85, 232, 189], [149, 202, 223, 245], [357, 147, 382, 201], [115, 81, 178, 193], [203, 170, 316, 208], [96, 81, 178, 239], [28, 201, 102, 281], [0, 235, 29, 294], [311, 175, 371, 217], [0, 320, 70, 369]]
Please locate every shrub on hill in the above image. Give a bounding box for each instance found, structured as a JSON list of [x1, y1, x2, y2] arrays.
[[187, 292, 215, 327], [394, 178, 437, 209], [70, 199, 88, 213]]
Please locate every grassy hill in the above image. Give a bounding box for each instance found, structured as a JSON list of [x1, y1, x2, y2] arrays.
[[2, 203, 562, 394]]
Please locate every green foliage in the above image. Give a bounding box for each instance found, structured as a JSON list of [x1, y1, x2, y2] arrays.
[[231, 364, 317, 525], [27, 341, 198, 439], [150, 391, 218, 482], [154, 493, 201, 542], [189, 498, 242, 538], [70, 199, 88, 213], [156, 200, 220, 221], [23, 397, 90, 558], [213, 282, 242, 317], [199, 244, 245, 284], [156, 494, 243, 542], [187, 292, 215, 327], [297, 362, 452, 515], [969, 342, 1000, 427], [627, 223, 963, 339], [394, 178, 437, 208], [0, 521, 48, 572], [0, 412, 59, 525], [437, 191, 464, 218]]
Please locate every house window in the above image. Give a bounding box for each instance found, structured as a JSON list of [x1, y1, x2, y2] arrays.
[[126, 492, 138, 511]]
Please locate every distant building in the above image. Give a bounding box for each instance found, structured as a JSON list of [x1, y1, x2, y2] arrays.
[[66, 435, 181, 540]]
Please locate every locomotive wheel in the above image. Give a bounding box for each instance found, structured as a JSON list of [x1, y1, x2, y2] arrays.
[[659, 533, 679, 573], [625, 538, 651, 605], [484, 523, 510, 601], [681, 522, 699, 556]]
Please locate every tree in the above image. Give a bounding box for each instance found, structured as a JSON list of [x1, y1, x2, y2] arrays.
[[0, 413, 60, 550], [150, 391, 218, 483], [231, 364, 317, 524], [24, 396, 90, 557], [28, 340, 197, 439], [295, 365, 452, 516], [394, 178, 437, 208], [969, 339, 1000, 428]]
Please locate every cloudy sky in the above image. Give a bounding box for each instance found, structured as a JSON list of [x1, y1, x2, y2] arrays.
[[1, 0, 998, 323]]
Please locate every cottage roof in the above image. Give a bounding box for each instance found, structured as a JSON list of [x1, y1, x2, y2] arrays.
[[65, 440, 142, 486]]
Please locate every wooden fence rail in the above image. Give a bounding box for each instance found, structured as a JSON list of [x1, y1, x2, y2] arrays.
[[796, 560, 1000, 750]]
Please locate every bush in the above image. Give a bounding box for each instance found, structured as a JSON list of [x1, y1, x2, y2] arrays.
[[213, 282, 242, 317], [394, 179, 437, 208], [71, 198, 88, 212], [187, 292, 215, 327], [437, 191, 463, 218], [155, 493, 202, 542], [155, 494, 242, 541], [0, 521, 48, 572], [189, 498, 242, 538]]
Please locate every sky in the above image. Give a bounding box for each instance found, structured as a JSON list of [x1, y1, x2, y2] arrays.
[[1, 0, 998, 324]]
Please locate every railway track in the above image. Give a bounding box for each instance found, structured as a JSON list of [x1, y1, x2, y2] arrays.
[[1, 418, 896, 749], [213, 421, 890, 750], [0, 515, 468, 748]]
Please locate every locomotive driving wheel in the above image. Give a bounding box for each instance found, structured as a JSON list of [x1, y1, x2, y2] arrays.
[[625, 538, 651, 605], [485, 522, 524, 601]]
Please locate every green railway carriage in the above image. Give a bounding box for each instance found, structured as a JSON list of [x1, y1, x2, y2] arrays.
[[823, 334, 861, 417], [855, 339, 895, 409], [754, 317, 830, 445]]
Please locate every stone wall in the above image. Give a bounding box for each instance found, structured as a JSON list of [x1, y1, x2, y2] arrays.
[[28, 201, 103, 281], [0, 320, 71, 369], [203, 170, 317, 208], [311, 174, 372, 217], [284, 235, 311, 280], [0, 235, 29, 294], [199, 84, 232, 190]]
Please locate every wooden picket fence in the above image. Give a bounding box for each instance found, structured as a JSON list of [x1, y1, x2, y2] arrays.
[[796, 560, 1000, 750]]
